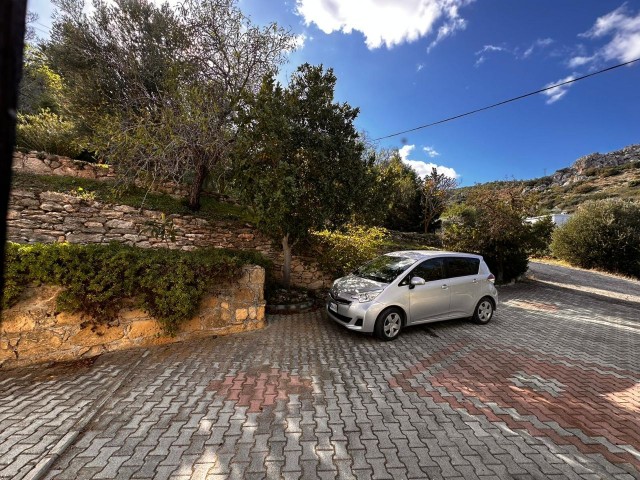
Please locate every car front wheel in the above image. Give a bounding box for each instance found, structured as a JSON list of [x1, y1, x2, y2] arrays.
[[375, 308, 403, 341], [472, 297, 494, 324]]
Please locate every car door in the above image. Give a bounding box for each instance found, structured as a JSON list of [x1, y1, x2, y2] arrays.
[[444, 257, 481, 317], [406, 258, 451, 324]]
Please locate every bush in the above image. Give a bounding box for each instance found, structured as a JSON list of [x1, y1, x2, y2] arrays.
[[2, 243, 271, 333], [312, 224, 388, 277], [573, 183, 597, 194], [551, 199, 640, 278], [526, 216, 555, 257], [440, 185, 537, 283], [629, 179, 640, 187], [16, 109, 83, 158]]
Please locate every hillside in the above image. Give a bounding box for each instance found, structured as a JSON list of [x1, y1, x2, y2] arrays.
[[458, 144, 640, 213]]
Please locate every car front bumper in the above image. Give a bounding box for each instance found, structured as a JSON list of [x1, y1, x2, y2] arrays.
[[325, 296, 385, 333]]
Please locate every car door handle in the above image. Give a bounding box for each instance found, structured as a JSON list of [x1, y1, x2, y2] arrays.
[[472, 279, 478, 283], [441, 285, 448, 289]]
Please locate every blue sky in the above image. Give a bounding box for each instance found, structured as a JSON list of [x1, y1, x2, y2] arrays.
[[28, 0, 640, 185]]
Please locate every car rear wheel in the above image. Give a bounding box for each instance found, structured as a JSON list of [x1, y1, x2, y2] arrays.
[[472, 297, 494, 324], [374, 308, 403, 341]]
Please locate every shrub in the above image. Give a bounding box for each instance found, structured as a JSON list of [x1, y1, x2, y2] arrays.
[[573, 183, 597, 194], [551, 199, 640, 278], [2, 243, 271, 334], [16, 109, 83, 158], [629, 179, 640, 187], [526, 216, 555, 257], [440, 185, 537, 283], [600, 166, 623, 178], [312, 224, 388, 277]]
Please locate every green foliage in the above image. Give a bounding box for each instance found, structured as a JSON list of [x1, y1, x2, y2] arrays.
[[441, 185, 537, 283], [551, 199, 640, 278], [47, 0, 296, 210], [16, 109, 83, 158], [358, 148, 422, 231], [12, 172, 256, 223], [142, 213, 177, 244], [19, 45, 65, 115], [526, 216, 555, 257], [629, 179, 640, 187], [312, 224, 388, 277], [573, 183, 597, 194], [3, 243, 271, 333], [235, 65, 366, 285]]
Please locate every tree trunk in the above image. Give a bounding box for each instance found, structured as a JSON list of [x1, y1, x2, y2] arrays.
[[188, 161, 208, 211], [282, 233, 292, 289]]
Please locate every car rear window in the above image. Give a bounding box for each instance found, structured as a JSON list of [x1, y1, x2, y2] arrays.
[[446, 257, 480, 278]]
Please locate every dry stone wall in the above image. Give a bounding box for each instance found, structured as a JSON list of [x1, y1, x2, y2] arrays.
[[9, 151, 333, 290], [0, 266, 265, 369]]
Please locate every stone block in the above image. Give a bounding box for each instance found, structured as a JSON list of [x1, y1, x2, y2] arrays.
[[55, 311, 84, 326], [18, 331, 63, 356], [105, 219, 136, 230], [66, 232, 105, 244], [235, 308, 248, 321], [69, 324, 124, 347], [128, 320, 162, 339]]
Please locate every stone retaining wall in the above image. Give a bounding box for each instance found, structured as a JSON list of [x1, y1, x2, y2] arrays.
[[0, 266, 266, 369], [7, 189, 332, 290]]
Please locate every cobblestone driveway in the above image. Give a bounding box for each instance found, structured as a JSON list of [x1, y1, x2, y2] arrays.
[[1, 269, 639, 479]]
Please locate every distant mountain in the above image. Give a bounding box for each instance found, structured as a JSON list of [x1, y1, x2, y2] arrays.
[[458, 144, 640, 213]]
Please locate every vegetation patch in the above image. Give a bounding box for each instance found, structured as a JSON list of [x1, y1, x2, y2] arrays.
[[551, 199, 640, 278], [12, 172, 256, 223], [3, 242, 271, 334]]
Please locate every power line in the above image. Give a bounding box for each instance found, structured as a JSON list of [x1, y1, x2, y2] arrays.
[[373, 57, 640, 142]]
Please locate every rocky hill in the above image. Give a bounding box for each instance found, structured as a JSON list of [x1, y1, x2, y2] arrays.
[[457, 144, 640, 213], [545, 144, 640, 188]]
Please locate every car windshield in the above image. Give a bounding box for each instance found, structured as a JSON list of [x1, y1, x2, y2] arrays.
[[353, 255, 416, 283]]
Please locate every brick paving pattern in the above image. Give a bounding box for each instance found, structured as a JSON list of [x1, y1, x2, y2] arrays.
[[1, 267, 638, 479]]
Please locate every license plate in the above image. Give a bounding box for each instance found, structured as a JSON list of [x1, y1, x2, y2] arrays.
[[329, 302, 337, 313]]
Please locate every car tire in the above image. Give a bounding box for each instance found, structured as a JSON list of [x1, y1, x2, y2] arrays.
[[472, 297, 494, 324], [374, 307, 403, 341]]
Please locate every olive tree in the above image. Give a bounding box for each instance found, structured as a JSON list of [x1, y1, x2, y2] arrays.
[[47, 0, 295, 209]]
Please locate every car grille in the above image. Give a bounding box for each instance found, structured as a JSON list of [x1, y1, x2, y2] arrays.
[[329, 291, 352, 305]]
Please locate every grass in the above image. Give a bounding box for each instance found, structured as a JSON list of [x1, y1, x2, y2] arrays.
[[11, 172, 257, 223]]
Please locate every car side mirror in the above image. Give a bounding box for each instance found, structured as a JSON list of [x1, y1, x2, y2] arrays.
[[409, 276, 426, 289]]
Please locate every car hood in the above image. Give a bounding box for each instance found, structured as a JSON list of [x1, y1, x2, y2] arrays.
[[330, 274, 388, 299]]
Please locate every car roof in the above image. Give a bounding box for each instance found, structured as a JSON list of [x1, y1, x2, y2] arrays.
[[384, 250, 483, 261]]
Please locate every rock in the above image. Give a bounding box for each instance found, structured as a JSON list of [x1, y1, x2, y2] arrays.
[[66, 232, 105, 243], [69, 324, 124, 347], [105, 219, 135, 229], [127, 320, 162, 339]]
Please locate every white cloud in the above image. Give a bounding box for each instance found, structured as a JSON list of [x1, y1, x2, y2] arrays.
[[523, 37, 554, 58], [295, 0, 473, 50], [423, 146, 440, 157], [293, 33, 307, 50], [541, 75, 576, 104], [572, 5, 640, 67], [567, 55, 595, 68], [398, 145, 458, 178], [416, 63, 425, 72], [474, 44, 509, 67]]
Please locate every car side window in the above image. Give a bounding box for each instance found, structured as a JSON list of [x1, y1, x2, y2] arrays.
[[411, 258, 445, 282], [445, 257, 480, 278]]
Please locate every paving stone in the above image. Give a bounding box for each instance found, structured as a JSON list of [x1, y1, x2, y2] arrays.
[[2, 274, 640, 480]]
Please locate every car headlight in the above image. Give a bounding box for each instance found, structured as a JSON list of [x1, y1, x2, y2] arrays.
[[351, 290, 383, 303]]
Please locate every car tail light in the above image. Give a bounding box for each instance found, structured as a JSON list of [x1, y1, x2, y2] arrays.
[[487, 274, 495, 284]]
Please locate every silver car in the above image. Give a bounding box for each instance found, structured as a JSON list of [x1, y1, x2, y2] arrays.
[[326, 250, 498, 341]]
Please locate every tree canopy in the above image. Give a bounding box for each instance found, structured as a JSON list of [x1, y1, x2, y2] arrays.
[[236, 64, 366, 286], [46, 0, 296, 209]]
